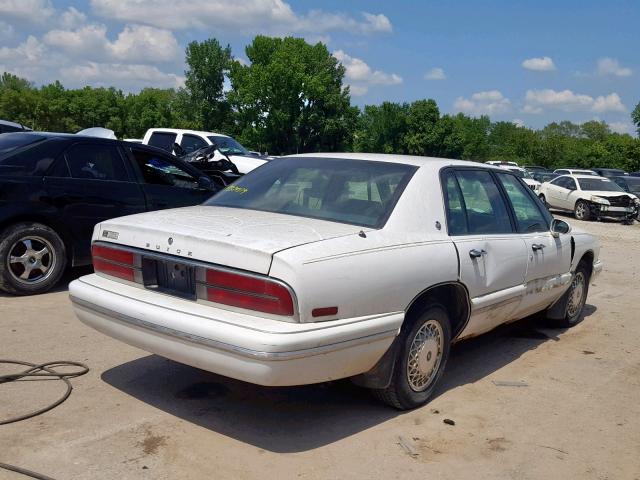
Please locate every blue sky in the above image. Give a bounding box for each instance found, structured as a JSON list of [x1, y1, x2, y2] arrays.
[[0, 0, 637, 134]]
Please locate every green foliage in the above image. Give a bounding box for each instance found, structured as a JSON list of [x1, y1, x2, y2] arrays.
[[228, 36, 356, 155], [0, 36, 638, 171], [184, 39, 232, 132]]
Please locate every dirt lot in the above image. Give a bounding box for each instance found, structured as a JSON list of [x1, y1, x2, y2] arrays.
[[1, 216, 639, 480]]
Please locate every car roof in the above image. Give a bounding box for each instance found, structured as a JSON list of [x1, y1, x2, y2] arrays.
[[565, 174, 608, 180], [285, 152, 508, 171], [147, 128, 231, 138]]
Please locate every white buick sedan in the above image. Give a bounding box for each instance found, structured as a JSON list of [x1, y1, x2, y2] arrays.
[[70, 154, 602, 409]]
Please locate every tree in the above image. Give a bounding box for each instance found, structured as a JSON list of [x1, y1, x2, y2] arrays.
[[632, 101, 640, 135], [228, 36, 356, 155], [184, 39, 232, 132], [354, 102, 409, 154], [403, 99, 441, 156]]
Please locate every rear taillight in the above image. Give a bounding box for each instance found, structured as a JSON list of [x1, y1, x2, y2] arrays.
[[92, 244, 140, 283], [202, 267, 294, 316]]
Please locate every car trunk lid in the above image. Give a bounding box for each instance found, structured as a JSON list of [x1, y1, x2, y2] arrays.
[[96, 205, 368, 274]]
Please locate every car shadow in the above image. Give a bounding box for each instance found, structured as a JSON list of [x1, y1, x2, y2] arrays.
[[100, 305, 597, 453]]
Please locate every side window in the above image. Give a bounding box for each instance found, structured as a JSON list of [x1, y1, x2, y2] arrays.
[[454, 170, 513, 234], [131, 149, 200, 189], [46, 157, 70, 177], [496, 173, 549, 233], [147, 132, 177, 152], [180, 134, 208, 154], [442, 172, 468, 235], [66, 144, 129, 181], [552, 177, 569, 189], [566, 178, 577, 190]]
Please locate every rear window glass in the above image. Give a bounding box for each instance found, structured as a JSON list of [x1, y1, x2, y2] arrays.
[[0, 136, 65, 176], [0, 133, 46, 156], [148, 132, 177, 152], [205, 157, 416, 228]]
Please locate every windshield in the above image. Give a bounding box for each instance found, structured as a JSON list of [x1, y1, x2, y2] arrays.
[[207, 136, 248, 155], [0, 133, 47, 157], [578, 178, 626, 192], [205, 157, 417, 228]]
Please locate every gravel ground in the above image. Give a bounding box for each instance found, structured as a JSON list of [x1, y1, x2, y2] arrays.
[[1, 215, 639, 480]]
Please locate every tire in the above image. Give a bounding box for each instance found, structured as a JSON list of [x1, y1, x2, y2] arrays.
[[0, 222, 67, 296], [372, 305, 451, 410], [550, 262, 590, 328], [574, 200, 591, 221]]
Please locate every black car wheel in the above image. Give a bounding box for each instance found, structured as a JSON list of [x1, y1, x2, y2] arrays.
[[547, 262, 590, 328], [0, 222, 67, 295], [372, 305, 451, 410]]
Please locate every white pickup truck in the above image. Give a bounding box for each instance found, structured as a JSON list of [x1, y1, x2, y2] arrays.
[[70, 154, 602, 409], [141, 128, 269, 174]]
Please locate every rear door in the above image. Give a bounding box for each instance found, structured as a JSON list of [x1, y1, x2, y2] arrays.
[[442, 169, 528, 337], [43, 141, 146, 264], [127, 146, 214, 210]]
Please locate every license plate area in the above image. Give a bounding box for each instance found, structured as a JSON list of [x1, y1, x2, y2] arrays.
[[142, 257, 196, 300]]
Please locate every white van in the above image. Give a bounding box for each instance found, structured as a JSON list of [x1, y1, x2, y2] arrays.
[[141, 128, 268, 174]]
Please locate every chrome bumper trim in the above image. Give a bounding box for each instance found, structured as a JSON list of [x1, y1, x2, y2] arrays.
[[70, 296, 398, 362]]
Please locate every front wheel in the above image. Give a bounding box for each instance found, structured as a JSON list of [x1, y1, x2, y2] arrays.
[[372, 305, 451, 410], [574, 200, 591, 221], [0, 222, 67, 295]]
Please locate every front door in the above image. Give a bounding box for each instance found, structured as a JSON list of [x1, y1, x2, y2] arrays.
[[494, 172, 573, 315], [442, 169, 528, 338], [128, 147, 214, 210]]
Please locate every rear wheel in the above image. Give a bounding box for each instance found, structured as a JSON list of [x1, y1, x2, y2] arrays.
[[574, 200, 591, 221], [372, 305, 451, 410], [0, 222, 67, 295]]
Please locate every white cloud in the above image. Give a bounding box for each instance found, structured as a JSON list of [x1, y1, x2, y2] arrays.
[[0, 0, 54, 22], [522, 56, 556, 71], [512, 118, 525, 128], [524, 89, 626, 113], [424, 67, 446, 80], [597, 57, 632, 77], [59, 62, 185, 90], [0, 21, 15, 41], [60, 7, 87, 29], [90, 0, 391, 35], [454, 90, 511, 116], [43, 23, 179, 63], [333, 49, 402, 96], [0, 35, 46, 62], [609, 121, 634, 135]]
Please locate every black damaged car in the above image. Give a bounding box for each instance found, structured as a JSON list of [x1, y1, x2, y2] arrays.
[[0, 132, 219, 295]]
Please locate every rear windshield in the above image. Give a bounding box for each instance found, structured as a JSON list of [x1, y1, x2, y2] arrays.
[[578, 178, 625, 192], [205, 157, 417, 228]]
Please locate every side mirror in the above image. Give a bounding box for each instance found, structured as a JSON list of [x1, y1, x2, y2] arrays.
[[551, 218, 571, 238], [198, 175, 214, 191]]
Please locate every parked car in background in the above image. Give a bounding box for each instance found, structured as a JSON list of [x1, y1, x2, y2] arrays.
[[611, 175, 640, 200], [70, 154, 601, 410], [499, 165, 541, 193], [630, 172, 640, 177], [0, 119, 31, 133], [591, 168, 627, 177], [531, 172, 559, 183], [486, 160, 518, 167], [539, 174, 639, 222], [142, 128, 269, 174], [524, 165, 548, 174], [553, 168, 597, 176], [0, 132, 219, 295]]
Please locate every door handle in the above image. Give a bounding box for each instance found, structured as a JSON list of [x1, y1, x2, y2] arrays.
[[469, 249, 487, 259], [532, 243, 545, 251]]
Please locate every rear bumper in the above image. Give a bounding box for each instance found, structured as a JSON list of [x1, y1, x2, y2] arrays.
[[69, 275, 402, 386]]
